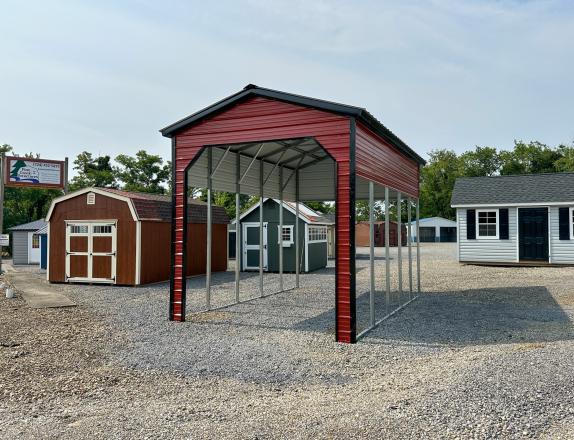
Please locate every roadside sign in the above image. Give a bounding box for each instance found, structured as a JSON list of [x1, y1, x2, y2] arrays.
[[4, 156, 66, 189], [0, 234, 9, 247]]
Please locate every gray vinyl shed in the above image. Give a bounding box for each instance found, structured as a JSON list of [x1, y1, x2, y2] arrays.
[[9, 219, 47, 265], [451, 173, 574, 265], [233, 198, 334, 273]]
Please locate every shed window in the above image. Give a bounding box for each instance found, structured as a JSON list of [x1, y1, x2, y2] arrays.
[[308, 225, 327, 243], [477, 210, 498, 239], [570, 207, 574, 240], [31, 234, 40, 249], [277, 225, 294, 244], [93, 225, 112, 234], [70, 225, 89, 234]]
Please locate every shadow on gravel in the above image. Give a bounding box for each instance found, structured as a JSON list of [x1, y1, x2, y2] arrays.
[[364, 286, 574, 346]]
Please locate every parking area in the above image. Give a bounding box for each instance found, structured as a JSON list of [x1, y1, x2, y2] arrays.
[[1, 243, 574, 438]]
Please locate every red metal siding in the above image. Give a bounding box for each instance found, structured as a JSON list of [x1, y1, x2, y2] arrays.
[[172, 96, 354, 342], [355, 122, 419, 198]]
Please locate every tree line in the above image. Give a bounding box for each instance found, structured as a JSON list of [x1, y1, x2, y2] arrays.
[[420, 140, 574, 220], [3, 138, 572, 231]]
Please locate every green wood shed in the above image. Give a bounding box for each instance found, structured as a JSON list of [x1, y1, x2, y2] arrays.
[[234, 198, 334, 273]]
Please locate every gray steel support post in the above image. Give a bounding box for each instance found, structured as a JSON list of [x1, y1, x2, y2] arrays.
[[259, 160, 264, 297], [64, 157, 69, 194], [295, 169, 300, 288], [279, 166, 284, 291], [384, 187, 390, 313], [397, 191, 403, 301], [369, 181, 375, 327], [206, 148, 213, 310], [416, 198, 421, 293], [235, 152, 241, 303], [407, 197, 413, 300]]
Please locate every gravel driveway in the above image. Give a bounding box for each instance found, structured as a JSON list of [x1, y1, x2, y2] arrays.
[[1, 243, 573, 439]]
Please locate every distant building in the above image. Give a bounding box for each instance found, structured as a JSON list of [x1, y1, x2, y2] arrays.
[[8, 219, 46, 265], [409, 217, 457, 242]]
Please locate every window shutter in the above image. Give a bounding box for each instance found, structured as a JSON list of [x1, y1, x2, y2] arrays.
[[559, 207, 570, 240], [466, 209, 476, 240], [499, 209, 509, 240]]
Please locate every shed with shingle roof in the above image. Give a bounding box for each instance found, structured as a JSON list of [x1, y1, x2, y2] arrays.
[[451, 173, 574, 266], [45, 187, 229, 285]]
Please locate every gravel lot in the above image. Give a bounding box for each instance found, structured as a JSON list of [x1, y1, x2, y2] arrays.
[[1, 243, 574, 439]]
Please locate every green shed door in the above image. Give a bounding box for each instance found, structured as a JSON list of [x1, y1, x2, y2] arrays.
[[243, 223, 268, 270]]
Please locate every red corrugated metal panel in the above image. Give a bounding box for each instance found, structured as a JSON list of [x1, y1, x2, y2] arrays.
[[171, 96, 353, 342], [355, 122, 420, 198]]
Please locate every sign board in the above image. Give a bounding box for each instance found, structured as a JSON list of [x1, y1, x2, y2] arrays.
[[4, 156, 65, 189], [0, 234, 9, 247]]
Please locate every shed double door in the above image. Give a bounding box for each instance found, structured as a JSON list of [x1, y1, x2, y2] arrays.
[[66, 222, 117, 283], [518, 208, 548, 261]]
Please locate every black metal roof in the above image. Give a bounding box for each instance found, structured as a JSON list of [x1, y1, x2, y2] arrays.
[[451, 173, 574, 206], [160, 84, 425, 165]]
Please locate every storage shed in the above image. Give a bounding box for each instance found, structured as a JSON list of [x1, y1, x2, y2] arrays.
[[35, 224, 48, 270], [235, 198, 333, 273], [45, 187, 229, 285], [451, 173, 574, 265], [409, 217, 457, 242], [355, 220, 406, 247], [162, 84, 425, 343], [8, 219, 46, 265]]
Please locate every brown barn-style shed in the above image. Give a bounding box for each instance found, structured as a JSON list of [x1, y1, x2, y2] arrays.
[[355, 221, 406, 247], [45, 187, 228, 285]]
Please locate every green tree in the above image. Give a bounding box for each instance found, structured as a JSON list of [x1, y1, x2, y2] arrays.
[[500, 141, 561, 175], [459, 146, 500, 177], [115, 150, 170, 194], [70, 152, 117, 190], [553, 144, 574, 172], [419, 149, 462, 220]]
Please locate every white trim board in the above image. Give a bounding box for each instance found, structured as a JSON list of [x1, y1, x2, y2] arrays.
[[232, 198, 334, 225]]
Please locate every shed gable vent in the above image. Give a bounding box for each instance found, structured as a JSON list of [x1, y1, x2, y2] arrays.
[[87, 192, 96, 205]]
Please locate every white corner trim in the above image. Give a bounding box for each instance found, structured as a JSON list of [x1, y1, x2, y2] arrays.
[[135, 221, 141, 285], [304, 223, 309, 272], [46, 223, 50, 281]]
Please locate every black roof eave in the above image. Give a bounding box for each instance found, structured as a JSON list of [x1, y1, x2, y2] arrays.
[[160, 84, 425, 165]]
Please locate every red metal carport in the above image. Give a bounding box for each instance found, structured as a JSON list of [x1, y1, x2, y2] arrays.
[[161, 84, 425, 343]]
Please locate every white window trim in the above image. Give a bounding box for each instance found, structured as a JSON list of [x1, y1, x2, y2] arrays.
[[308, 225, 328, 243], [476, 209, 499, 240], [569, 207, 574, 240], [277, 224, 294, 246]]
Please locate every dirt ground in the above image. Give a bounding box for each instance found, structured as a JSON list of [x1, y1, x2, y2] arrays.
[[1, 244, 573, 439]]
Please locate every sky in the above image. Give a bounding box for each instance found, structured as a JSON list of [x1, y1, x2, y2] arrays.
[[1, 0, 573, 170]]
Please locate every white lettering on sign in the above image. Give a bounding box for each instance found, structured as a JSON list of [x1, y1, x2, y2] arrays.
[[8, 158, 62, 186]]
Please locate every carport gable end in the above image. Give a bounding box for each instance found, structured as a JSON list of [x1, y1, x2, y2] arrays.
[[162, 84, 425, 343]]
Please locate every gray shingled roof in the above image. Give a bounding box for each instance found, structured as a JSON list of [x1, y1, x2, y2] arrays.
[[451, 173, 574, 206], [9, 219, 47, 231]]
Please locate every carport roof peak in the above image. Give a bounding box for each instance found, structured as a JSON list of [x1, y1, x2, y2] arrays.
[[160, 84, 425, 165]]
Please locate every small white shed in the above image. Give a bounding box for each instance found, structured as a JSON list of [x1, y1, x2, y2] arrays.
[[451, 173, 574, 265], [8, 219, 47, 265], [410, 216, 457, 242]]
